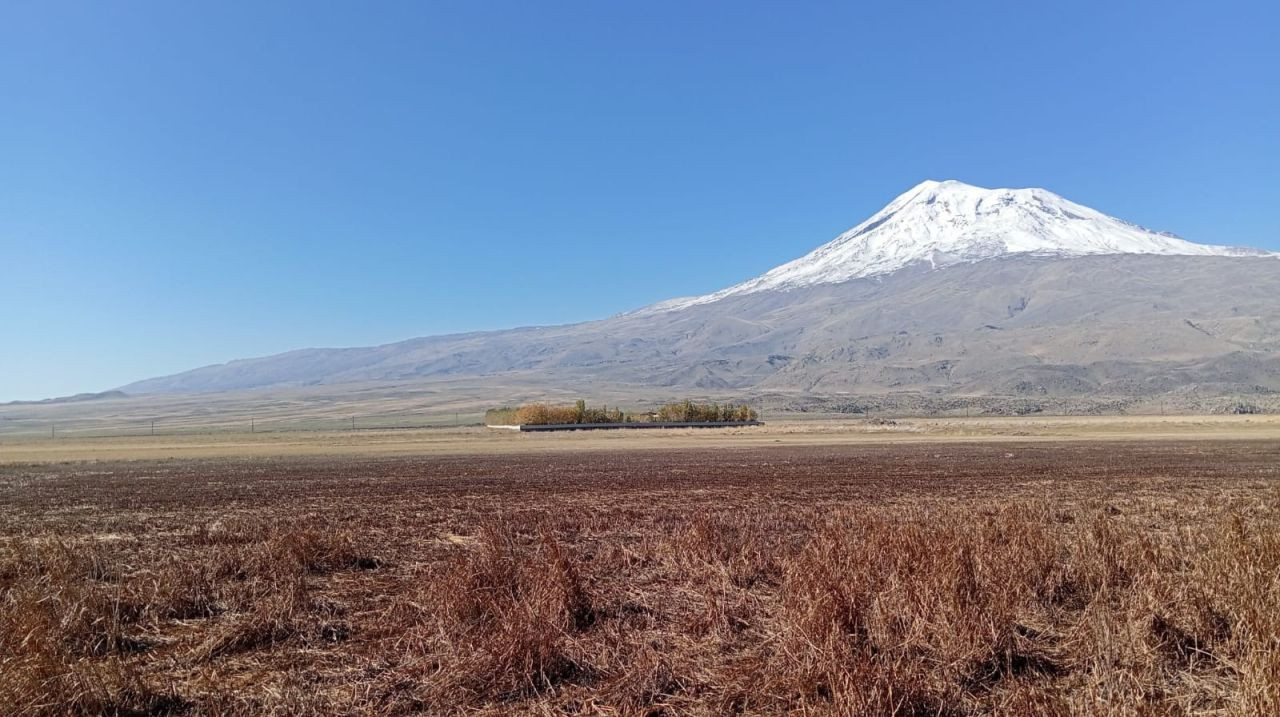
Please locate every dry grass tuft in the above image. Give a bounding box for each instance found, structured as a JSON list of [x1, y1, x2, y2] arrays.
[[398, 521, 597, 707]]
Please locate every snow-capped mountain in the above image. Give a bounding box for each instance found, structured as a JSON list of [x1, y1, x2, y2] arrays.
[[645, 180, 1273, 312], [117, 180, 1280, 402]]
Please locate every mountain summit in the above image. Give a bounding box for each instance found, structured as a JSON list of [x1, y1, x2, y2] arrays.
[[647, 180, 1273, 312]]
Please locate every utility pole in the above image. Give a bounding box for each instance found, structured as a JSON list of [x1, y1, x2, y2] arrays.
[[51, 424, 56, 439], [151, 420, 155, 436], [351, 416, 356, 431], [251, 418, 255, 434]]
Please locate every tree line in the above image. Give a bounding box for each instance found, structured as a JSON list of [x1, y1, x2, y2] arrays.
[[485, 400, 758, 426]]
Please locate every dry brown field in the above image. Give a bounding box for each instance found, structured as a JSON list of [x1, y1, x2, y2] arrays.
[[2, 436, 1279, 715], [4, 414, 1280, 464]]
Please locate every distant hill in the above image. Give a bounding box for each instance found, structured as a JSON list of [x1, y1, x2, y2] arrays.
[[3, 390, 129, 406]]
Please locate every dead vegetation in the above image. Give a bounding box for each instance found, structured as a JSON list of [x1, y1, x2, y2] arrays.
[[0, 442, 1278, 715]]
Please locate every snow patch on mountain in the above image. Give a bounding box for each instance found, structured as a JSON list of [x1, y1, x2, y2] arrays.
[[642, 180, 1274, 313]]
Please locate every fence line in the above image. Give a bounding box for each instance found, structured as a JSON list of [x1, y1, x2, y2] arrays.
[[2, 401, 1274, 441]]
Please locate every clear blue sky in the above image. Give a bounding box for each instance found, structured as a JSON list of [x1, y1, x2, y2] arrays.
[[2, 1, 1277, 400]]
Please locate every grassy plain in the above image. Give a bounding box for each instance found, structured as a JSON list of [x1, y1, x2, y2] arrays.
[[2, 430, 1280, 714], [2, 413, 1279, 464]]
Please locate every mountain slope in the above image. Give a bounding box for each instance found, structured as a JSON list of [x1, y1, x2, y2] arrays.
[[120, 182, 1280, 399]]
